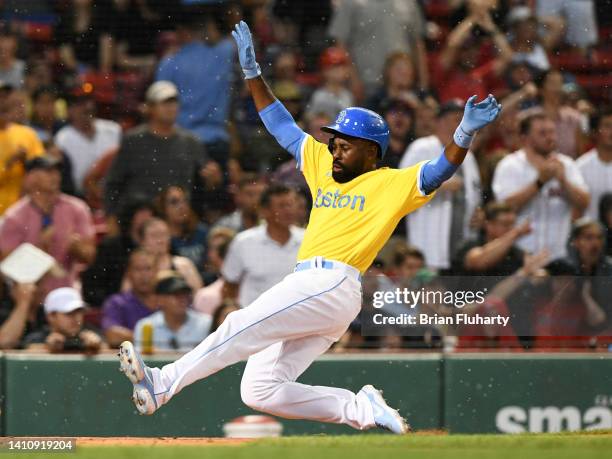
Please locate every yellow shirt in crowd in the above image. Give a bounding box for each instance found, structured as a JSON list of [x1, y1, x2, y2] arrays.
[[297, 135, 435, 273], [0, 123, 45, 215]]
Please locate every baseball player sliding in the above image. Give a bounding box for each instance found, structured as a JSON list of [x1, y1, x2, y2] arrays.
[[118, 21, 501, 434]]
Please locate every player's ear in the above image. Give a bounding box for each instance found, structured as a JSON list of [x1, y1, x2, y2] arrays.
[[368, 143, 379, 162]]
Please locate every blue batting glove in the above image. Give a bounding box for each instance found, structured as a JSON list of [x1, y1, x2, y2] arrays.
[[231, 20, 261, 79], [454, 94, 502, 148]]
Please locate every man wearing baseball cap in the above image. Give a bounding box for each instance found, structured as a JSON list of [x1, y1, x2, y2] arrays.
[[104, 80, 221, 218], [133, 272, 212, 352], [23, 287, 105, 353]]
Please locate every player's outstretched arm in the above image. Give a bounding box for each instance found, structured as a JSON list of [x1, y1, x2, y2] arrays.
[[232, 21, 306, 160], [420, 95, 501, 195]]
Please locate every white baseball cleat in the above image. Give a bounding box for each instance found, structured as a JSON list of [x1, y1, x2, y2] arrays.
[[118, 341, 158, 415], [360, 384, 411, 434]]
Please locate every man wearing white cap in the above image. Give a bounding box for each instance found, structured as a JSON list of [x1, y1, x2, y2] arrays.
[[104, 81, 222, 217], [24, 287, 105, 353]]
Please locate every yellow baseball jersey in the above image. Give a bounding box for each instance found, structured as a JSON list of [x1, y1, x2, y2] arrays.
[[0, 123, 44, 215], [297, 135, 435, 273]]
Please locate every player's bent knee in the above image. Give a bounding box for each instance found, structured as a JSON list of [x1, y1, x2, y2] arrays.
[[240, 377, 276, 412]]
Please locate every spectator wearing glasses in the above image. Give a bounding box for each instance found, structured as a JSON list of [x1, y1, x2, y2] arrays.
[[155, 186, 208, 271], [133, 272, 212, 353]]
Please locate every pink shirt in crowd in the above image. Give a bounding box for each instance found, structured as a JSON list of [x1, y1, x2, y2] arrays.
[[0, 194, 95, 296], [193, 278, 224, 316]]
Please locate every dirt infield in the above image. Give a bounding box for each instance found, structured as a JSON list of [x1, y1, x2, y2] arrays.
[[58, 431, 448, 447], [76, 437, 254, 446]]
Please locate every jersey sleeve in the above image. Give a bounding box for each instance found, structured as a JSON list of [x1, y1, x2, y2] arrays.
[[388, 161, 437, 215], [298, 134, 332, 193]]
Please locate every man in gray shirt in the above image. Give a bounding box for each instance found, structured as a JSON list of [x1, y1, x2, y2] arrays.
[[328, 0, 428, 95], [104, 81, 221, 216]]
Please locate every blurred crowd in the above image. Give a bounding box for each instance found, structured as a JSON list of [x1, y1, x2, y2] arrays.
[[0, 0, 611, 354]]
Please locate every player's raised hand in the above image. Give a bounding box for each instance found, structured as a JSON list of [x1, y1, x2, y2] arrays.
[[453, 94, 501, 148], [461, 94, 502, 134], [231, 21, 261, 79]]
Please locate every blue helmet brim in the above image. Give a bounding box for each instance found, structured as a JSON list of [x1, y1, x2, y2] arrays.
[[321, 124, 383, 157]]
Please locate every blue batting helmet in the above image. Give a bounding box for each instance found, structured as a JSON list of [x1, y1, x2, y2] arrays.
[[321, 107, 390, 158]]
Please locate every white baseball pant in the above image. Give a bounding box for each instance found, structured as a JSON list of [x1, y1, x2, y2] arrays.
[[149, 264, 376, 430]]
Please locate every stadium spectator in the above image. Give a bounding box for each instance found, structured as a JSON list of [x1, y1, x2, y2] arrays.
[[81, 197, 154, 307], [328, 0, 428, 95], [492, 112, 589, 260], [271, 0, 332, 60], [435, 10, 512, 103], [138, 218, 202, 292], [269, 50, 305, 102], [391, 245, 425, 287], [533, 70, 585, 158], [456, 249, 551, 348], [221, 184, 303, 308], [133, 272, 212, 352], [366, 52, 419, 115], [536, 0, 598, 53], [194, 227, 236, 316], [0, 156, 96, 297], [413, 97, 439, 140], [378, 98, 415, 169], [8, 89, 28, 124], [505, 6, 564, 72], [600, 194, 612, 258], [565, 218, 612, 303], [24, 287, 106, 353], [209, 301, 240, 334], [156, 12, 234, 166], [213, 174, 266, 233], [399, 101, 482, 271], [81, 147, 116, 210], [154, 186, 208, 270], [452, 202, 529, 276], [101, 249, 159, 348], [577, 108, 612, 220], [23, 59, 54, 95], [533, 259, 606, 342], [0, 27, 25, 88], [0, 281, 43, 349], [109, 0, 176, 71], [0, 81, 45, 215], [54, 90, 121, 195], [54, 0, 114, 74], [29, 86, 66, 147], [305, 47, 354, 120], [104, 80, 216, 217]]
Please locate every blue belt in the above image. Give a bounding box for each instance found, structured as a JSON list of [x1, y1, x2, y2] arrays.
[[295, 257, 362, 281]]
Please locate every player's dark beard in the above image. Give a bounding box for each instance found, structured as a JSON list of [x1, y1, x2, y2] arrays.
[[332, 161, 361, 183]]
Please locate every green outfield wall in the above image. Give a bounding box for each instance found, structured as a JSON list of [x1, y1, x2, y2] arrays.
[[0, 353, 610, 436]]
